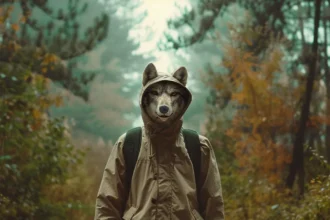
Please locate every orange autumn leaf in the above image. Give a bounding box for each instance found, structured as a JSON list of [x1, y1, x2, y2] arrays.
[[32, 109, 41, 119], [19, 16, 27, 23], [54, 96, 63, 107], [41, 67, 47, 73], [11, 23, 19, 31], [209, 22, 296, 183], [41, 53, 59, 66]]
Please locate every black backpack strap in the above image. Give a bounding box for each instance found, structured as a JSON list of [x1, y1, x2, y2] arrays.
[[182, 129, 201, 191], [123, 127, 142, 192]]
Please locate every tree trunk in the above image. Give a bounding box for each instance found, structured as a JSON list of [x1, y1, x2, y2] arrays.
[[324, 87, 330, 165], [324, 4, 330, 164], [286, 0, 322, 196], [298, 2, 306, 45]]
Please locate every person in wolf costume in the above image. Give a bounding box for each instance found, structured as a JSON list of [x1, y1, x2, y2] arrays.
[[95, 63, 224, 220]]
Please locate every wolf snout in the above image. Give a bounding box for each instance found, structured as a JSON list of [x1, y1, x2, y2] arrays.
[[159, 105, 169, 114]]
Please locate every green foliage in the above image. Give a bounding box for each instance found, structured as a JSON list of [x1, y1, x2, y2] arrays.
[[0, 45, 84, 219], [201, 11, 330, 220], [1, 0, 109, 101], [218, 172, 330, 220], [50, 1, 152, 142], [210, 121, 330, 219], [278, 175, 330, 220], [43, 143, 110, 220]]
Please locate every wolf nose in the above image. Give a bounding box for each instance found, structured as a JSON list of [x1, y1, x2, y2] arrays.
[[159, 105, 169, 114]]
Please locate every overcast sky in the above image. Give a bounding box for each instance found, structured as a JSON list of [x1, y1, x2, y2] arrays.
[[129, 0, 191, 72]]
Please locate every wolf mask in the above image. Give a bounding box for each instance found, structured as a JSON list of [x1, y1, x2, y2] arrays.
[[139, 63, 192, 137]]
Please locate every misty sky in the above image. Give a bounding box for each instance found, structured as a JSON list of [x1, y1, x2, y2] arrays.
[[130, 0, 191, 72]]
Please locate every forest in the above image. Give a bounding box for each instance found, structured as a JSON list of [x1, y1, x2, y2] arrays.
[[0, 0, 330, 219]]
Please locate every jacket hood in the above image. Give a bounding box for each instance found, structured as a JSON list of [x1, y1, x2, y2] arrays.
[[139, 63, 192, 140]]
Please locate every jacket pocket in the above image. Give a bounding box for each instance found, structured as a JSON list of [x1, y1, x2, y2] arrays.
[[123, 206, 138, 220], [192, 209, 204, 220]]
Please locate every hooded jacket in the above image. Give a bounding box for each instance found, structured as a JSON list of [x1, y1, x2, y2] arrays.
[[95, 64, 224, 220]]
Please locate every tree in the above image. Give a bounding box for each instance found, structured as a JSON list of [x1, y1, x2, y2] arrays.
[[162, 0, 330, 195], [182, 4, 330, 219], [0, 6, 84, 218], [0, 0, 109, 101], [286, 0, 322, 196], [50, 0, 152, 142]]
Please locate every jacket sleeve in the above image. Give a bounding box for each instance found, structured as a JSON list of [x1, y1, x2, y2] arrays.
[[198, 136, 225, 220], [95, 134, 127, 220]]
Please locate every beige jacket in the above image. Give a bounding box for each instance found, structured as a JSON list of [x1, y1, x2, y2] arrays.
[[95, 71, 224, 220]]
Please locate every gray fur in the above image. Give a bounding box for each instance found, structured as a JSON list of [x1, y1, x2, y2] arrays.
[[143, 81, 187, 124], [173, 67, 188, 86], [143, 63, 158, 86]]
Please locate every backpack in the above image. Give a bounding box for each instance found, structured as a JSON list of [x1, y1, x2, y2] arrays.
[[123, 127, 201, 192]]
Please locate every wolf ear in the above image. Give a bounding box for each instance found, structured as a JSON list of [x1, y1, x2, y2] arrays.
[[173, 67, 188, 86], [143, 63, 158, 86]]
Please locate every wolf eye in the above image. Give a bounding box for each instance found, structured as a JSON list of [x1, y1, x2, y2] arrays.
[[149, 90, 158, 96], [170, 92, 179, 97]]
